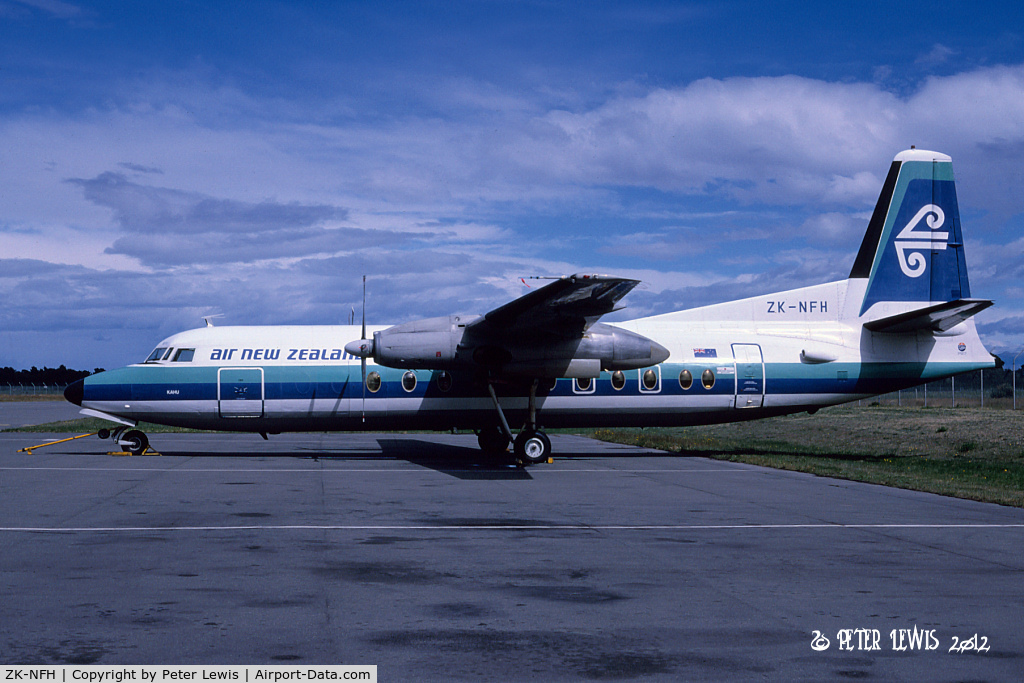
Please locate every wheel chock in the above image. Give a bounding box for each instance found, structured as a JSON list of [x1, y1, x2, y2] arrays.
[[107, 447, 162, 457]]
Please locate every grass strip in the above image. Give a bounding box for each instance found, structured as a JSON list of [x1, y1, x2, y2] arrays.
[[3, 418, 209, 434], [590, 406, 1024, 508]]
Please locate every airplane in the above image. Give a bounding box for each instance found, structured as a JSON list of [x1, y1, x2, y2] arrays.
[[64, 148, 996, 464]]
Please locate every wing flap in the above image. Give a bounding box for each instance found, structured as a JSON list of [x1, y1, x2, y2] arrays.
[[473, 275, 640, 335]]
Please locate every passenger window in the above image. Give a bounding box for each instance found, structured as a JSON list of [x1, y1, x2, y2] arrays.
[[435, 371, 453, 392], [641, 368, 660, 392], [701, 369, 715, 389], [172, 348, 195, 362], [610, 370, 626, 390], [574, 376, 594, 393], [679, 369, 693, 390], [402, 371, 417, 392], [366, 371, 382, 393]]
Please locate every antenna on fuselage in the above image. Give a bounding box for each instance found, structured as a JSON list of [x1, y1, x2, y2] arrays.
[[202, 314, 223, 327]]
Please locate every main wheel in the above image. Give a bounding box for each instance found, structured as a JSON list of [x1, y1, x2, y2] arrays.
[[477, 426, 511, 454], [121, 429, 149, 456], [514, 430, 551, 465]]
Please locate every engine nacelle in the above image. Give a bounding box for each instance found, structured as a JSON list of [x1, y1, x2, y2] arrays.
[[347, 318, 669, 379], [497, 323, 670, 378], [371, 315, 472, 369]]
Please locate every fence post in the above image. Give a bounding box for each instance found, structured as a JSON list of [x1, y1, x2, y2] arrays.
[[981, 368, 984, 408], [1015, 349, 1023, 411]]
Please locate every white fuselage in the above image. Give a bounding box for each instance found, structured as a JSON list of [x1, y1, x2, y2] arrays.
[[72, 277, 994, 434]]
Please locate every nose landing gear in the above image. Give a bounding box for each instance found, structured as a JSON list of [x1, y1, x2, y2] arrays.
[[107, 427, 151, 456]]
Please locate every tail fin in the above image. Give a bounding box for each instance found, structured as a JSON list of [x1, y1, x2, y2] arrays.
[[852, 149, 974, 316]]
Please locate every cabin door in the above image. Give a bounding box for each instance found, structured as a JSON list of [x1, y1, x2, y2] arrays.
[[731, 343, 764, 409], [218, 367, 265, 418]]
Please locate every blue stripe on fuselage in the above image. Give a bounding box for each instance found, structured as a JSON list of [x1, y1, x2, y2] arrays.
[[81, 360, 989, 406]]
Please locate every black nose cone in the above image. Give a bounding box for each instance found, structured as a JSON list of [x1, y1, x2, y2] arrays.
[[64, 379, 84, 406]]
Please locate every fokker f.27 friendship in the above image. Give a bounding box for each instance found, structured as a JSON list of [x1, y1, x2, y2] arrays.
[[65, 149, 996, 463]]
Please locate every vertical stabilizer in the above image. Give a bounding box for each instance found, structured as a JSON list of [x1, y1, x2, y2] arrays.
[[852, 149, 972, 316]]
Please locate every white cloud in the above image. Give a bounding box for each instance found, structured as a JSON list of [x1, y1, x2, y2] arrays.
[[915, 43, 957, 67], [6, 63, 1024, 367], [11, 0, 81, 19]]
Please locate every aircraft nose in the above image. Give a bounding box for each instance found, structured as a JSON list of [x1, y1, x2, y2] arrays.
[[64, 379, 84, 406]]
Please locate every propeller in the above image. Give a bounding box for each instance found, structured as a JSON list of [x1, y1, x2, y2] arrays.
[[360, 276, 366, 423], [343, 276, 377, 422]]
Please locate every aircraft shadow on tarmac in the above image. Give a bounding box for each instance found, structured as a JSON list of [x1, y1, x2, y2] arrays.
[[376, 438, 534, 480], [149, 438, 544, 480], [53, 433, 685, 480]]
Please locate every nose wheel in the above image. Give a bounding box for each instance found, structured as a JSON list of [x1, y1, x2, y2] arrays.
[[120, 429, 150, 456], [108, 427, 150, 455]]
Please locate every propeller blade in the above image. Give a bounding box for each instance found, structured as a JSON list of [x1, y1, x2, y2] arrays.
[[361, 275, 366, 423]]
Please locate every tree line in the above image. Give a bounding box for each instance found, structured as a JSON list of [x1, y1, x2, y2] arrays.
[[0, 366, 103, 387]]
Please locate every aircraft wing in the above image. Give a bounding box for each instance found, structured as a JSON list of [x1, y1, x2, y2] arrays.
[[345, 273, 668, 378], [467, 274, 640, 339]]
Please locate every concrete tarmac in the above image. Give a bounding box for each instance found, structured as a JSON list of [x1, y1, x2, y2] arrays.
[[0, 399, 82, 429], [2, 424, 1023, 681]]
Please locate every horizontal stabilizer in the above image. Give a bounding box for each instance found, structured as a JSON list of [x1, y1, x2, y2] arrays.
[[863, 298, 993, 334]]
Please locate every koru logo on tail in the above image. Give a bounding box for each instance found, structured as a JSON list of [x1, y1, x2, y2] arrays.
[[894, 204, 948, 277]]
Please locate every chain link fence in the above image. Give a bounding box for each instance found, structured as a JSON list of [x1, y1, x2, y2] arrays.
[[3, 383, 70, 396], [840, 368, 1021, 409]]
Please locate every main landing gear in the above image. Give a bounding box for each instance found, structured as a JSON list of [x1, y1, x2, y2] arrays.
[[513, 429, 551, 465], [481, 379, 552, 466]]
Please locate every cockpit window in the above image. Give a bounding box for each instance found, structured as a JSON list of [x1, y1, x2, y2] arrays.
[[163, 348, 174, 361], [145, 348, 168, 363], [172, 348, 195, 362]]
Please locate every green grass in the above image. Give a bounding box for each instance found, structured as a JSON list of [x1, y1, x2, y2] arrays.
[[589, 406, 1024, 508], [4, 418, 209, 434]]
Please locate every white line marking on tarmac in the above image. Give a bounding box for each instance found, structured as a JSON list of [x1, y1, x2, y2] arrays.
[[2, 524, 1022, 533]]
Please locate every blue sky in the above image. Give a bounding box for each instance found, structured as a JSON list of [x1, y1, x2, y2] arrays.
[[2, 0, 1024, 370]]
